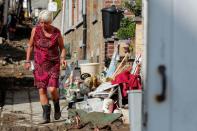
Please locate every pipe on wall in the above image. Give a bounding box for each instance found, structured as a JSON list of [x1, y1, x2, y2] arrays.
[[82, 0, 87, 59]]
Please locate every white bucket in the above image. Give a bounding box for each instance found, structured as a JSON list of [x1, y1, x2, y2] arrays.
[[80, 63, 100, 76]]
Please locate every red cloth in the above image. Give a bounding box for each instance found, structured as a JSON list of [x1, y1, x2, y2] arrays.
[[111, 71, 142, 97], [33, 25, 61, 89]]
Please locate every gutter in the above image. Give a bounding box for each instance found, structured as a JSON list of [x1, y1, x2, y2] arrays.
[[64, 20, 83, 35], [82, 0, 87, 59], [64, 27, 75, 35]]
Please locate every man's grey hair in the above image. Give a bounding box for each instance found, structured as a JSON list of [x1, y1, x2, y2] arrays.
[[38, 10, 53, 22]]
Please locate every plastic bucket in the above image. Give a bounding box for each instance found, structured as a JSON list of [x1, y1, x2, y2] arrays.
[[80, 63, 100, 76]]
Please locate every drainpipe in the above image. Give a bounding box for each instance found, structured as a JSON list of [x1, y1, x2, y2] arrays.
[[61, 0, 66, 35], [82, 0, 87, 59]]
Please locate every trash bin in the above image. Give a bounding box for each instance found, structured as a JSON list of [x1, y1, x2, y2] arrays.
[[80, 63, 100, 76], [128, 90, 142, 131], [101, 5, 123, 38]]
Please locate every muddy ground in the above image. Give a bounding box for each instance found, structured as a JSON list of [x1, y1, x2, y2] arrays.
[[0, 77, 130, 130], [0, 29, 129, 130]]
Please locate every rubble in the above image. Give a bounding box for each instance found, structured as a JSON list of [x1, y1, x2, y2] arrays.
[[0, 39, 32, 77], [0, 37, 134, 130], [66, 109, 123, 130], [58, 43, 142, 130]]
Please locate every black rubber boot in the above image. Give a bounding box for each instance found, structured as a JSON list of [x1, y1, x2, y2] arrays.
[[41, 104, 51, 124], [53, 100, 61, 120]]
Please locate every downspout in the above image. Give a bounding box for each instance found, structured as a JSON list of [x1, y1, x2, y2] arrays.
[[82, 0, 87, 59]]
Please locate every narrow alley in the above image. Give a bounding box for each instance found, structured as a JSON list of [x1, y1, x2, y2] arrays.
[[0, 0, 142, 131]]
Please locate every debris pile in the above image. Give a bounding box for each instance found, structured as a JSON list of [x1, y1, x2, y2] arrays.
[[59, 44, 142, 130]]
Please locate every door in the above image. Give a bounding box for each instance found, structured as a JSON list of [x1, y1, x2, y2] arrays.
[[144, 0, 197, 131]]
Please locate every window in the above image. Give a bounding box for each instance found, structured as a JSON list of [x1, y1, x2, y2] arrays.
[[65, 0, 83, 29], [73, 0, 83, 24]]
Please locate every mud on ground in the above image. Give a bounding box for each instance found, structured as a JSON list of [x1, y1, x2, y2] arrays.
[[0, 39, 129, 131]]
